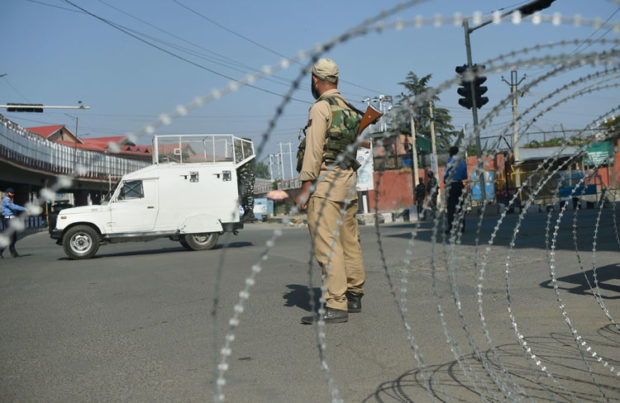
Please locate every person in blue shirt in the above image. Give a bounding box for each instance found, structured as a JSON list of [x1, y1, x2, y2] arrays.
[[444, 147, 468, 234], [1, 187, 26, 258]]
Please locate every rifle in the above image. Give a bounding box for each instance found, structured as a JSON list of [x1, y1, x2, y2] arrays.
[[357, 105, 382, 148]]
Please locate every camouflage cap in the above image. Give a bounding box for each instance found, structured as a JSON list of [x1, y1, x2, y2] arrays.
[[311, 58, 338, 83]]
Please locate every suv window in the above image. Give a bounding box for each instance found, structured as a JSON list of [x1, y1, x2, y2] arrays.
[[118, 180, 143, 200]]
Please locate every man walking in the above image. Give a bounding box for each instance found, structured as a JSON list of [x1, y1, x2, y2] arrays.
[[444, 146, 468, 234], [295, 58, 366, 324], [1, 187, 26, 258], [414, 178, 426, 220]]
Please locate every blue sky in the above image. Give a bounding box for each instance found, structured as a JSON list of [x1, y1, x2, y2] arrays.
[[2, 0, 618, 173]]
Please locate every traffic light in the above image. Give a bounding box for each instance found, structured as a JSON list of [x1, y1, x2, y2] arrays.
[[6, 103, 44, 113], [518, 0, 555, 16], [455, 64, 489, 109]]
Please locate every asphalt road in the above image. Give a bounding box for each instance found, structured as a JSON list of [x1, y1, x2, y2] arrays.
[[1, 209, 618, 402]]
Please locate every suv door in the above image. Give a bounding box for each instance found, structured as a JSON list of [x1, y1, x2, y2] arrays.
[[109, 179, 158, 233]]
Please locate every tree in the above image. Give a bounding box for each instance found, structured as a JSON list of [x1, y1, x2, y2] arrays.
[[601, 115, 619, 143], [394, 72, 459, 152], [254, 161, 271, 179], [524, 137, 567, 148]]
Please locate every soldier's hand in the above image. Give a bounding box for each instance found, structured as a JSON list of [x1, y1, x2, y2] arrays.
[[296, 181, 314, 211]]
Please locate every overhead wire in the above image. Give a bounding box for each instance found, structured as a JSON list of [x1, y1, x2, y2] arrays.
[[172, 0, 387, 96], [115, 23, 295, 89], [570, 7, 619, 54], [94, 0, 294, 87], [62, 0, 312, 105], [0, 76, 33, 103], [23, 0, 82, 13]]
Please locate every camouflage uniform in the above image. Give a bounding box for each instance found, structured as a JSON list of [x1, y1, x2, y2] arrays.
[[299, 88, 365, 312], [237, 161, 256, 222]]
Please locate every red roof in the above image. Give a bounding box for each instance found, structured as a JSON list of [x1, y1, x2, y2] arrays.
[[55, 140, 105, 150], [27, 125, 65, 138], [26, 125, 150, 159], [55, 140, 152, 156], [82, 136, 128, 145]]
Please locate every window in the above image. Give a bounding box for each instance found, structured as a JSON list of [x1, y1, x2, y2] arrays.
[[118, 180, 143, 200]]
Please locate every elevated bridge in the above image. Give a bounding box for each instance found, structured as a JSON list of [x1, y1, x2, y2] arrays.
[[0, 115, 149, 207]]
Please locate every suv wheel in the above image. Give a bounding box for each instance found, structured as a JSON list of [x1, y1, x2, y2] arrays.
[[63, 225, 100, 259], [183, 233, 219, 251]]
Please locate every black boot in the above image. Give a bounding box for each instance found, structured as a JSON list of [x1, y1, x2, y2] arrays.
[[301, 307, 348, 324], [346, 291, 363, 313]]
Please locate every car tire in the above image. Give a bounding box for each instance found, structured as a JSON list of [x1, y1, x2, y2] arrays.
[[63, 225, 100, 259], [183, 233, 219, 251], [179, 238, 192, 250]]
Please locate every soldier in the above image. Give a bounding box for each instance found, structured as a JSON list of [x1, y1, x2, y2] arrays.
[[414, 178, 426, 219], [295, 58, 365, 324], [237, 160, 256, 222]]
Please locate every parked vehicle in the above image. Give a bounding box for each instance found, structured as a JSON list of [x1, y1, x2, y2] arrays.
[[50, 134, 254, 259]]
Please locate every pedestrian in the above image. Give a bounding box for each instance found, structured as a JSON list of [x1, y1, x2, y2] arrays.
[[414, 178, 426, 220], [1, 187, 26, 258], [427, 171, 438, 218], [295, 58, 366, 324], [444, 146, 468, 234]]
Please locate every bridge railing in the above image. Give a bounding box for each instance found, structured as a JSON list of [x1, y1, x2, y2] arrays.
[[0, 114, 149, 181]]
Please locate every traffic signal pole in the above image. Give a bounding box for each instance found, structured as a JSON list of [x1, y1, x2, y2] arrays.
[[0, 104, 90, 111], [460, 1, 556, 204], [463, 19, 487, 202]]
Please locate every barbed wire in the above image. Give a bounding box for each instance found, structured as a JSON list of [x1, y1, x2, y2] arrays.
[[2, 4, 619, 402]]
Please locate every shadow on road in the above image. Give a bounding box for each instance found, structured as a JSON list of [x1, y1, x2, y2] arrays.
[[283, 284, 321, 312], [540, 264, 620, 299], [58, 241, 254, 260], [381, 209, 619, 252], [363, 329, 620, 402]]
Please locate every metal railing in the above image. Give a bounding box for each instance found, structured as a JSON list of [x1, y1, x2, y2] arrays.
[[0, 114, 149, 181], [152, 134, 255, 168], [0, 215, 47, 231]]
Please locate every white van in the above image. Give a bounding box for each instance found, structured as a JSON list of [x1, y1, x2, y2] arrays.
[[50, 134, 254, 259]]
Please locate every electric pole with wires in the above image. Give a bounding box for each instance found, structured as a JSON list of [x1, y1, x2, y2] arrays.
[[501, 70, 526, 190]]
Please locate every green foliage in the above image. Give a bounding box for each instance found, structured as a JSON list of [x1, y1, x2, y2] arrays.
[[394, 72, 459, 152], [523, 135, 598, 148], [254, 161, 271, 179], [602, 116, 619, 142]]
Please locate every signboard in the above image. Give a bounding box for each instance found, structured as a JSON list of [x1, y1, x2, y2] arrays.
[[356, 147, 374, 191], [471, 170, 495, 201], [584, 141, 613, 167], [253, 198, 273, 220]]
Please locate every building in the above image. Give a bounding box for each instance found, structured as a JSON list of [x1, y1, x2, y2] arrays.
[[26, 125, 153, 162]]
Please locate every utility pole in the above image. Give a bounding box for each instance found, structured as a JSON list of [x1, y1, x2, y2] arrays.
[[278, 152, 284, 180], [287, 142, 294, 179], [410, 116, 419, 187], [428, 101, 439, 178], [278, 142, 294, 180], [502, 70, 526, 189], [429, 101, 440, 207], [410, 116, 420, 213], [278, 143, 285, 180], [268, 154, 274, 181]]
